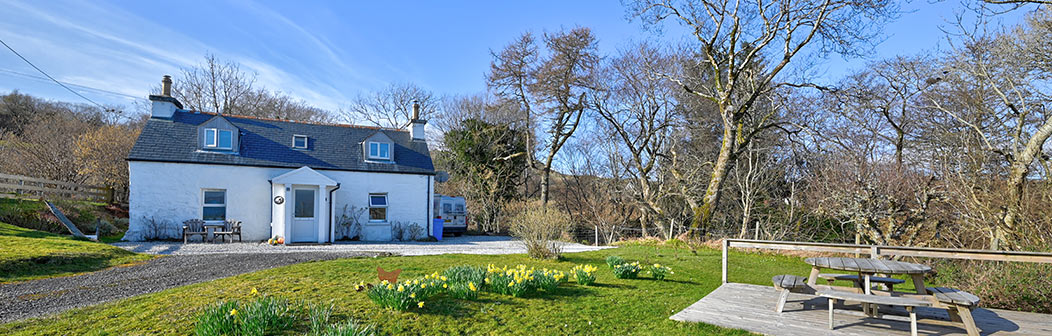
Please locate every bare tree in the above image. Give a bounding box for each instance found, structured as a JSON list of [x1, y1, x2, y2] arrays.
[[925, 8, 1052, 249], [169, 54, 332, 122], [593, 43, 677, 237], [341, 82, 437, 128], [173, 54, 255, 114], [629, 0, 899, 236]]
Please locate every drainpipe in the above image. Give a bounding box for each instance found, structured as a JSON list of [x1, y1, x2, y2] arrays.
[[328, 183, 341, 244]]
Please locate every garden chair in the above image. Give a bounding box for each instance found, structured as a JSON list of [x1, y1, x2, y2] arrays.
[[214, 219, 242, 243], [182, 219, 206, 243]]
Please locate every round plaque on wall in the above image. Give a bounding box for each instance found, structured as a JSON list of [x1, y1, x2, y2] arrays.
[[274, 196, 285, 204]]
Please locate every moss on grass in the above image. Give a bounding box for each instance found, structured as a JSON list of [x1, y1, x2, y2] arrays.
[[0, 222, 152, 283], [0, 245, 819, 335]]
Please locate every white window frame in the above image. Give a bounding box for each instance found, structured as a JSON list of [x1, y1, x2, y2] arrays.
[[368, 193, 388, 222], [205, 128, 233, 150], [293, 135, 308, 149], [202, 189, 227, 222], [367, 141, 391, 160]]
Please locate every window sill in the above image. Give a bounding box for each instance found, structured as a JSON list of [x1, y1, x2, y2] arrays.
[[365, 221, 390, 226]]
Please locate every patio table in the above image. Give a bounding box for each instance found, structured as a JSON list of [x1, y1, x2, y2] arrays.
[[805, 257, 931, 295], [203, 223, 225, 243]]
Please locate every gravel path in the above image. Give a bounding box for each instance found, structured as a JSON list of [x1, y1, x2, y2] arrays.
[[0, 251, 374, 323], [111, 235, 613, 256]]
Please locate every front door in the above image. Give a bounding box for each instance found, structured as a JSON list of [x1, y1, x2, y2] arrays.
[[291, 188, 317, 243]]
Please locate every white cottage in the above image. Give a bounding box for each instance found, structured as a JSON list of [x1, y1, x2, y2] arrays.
[[124, 77, 435, 244]]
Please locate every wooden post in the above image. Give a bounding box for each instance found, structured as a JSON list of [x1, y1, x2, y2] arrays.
[[105, 186, 115, 204], [594, 225, 598, 246], [871, 246, 880, 259], [721, 239, 729, 284]]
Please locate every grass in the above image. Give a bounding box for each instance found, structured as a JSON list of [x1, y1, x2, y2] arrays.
[[0, 244, 821, 335], [0, 221, 153, 283]]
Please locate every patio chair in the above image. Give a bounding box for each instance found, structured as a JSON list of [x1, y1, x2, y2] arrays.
[[215, 219, 242, 243], [182, 219, 206, 243]]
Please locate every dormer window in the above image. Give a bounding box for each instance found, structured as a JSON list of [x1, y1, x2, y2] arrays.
[[293, 135, 308, 149], [205, 128, 233, 150], [368, 141, 391, 160]]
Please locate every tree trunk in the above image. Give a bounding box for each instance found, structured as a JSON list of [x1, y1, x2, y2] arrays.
[[690, 120, 737, 237], [540, 166, 551, 206], [993, 116, 1052, 250]]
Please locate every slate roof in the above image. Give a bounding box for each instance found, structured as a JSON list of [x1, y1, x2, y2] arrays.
[[128, 110, 434, 175]]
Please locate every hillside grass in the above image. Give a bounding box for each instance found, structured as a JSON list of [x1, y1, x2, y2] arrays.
[[0, 244, 824, 335], [0, 222, 152, 283]]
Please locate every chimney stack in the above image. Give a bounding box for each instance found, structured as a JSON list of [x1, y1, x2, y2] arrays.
[[161, 75, 173, 97], [409, 99, 426, 141], [149, 75, 182, 119]]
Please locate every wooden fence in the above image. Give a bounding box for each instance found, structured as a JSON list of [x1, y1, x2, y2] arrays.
[[0, 173, 112, 203], [721, 239, 1052, 284]]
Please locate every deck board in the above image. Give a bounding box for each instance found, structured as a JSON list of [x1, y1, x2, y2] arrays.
[[670, 283, 1052, 335]]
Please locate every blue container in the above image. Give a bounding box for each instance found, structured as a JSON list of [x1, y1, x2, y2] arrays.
[[432, 218, 444, 241]]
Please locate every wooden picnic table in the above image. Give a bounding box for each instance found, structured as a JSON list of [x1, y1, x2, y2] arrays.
[[805, 257, 931, 295]]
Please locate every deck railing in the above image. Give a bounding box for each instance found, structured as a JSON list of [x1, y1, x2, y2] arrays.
[[721, 239, 1052, 284]]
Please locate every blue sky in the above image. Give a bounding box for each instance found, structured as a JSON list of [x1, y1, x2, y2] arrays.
[[0, 1, 1031, 115]]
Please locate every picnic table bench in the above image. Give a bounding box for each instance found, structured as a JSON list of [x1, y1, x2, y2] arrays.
[[818, 290, 931, 336]]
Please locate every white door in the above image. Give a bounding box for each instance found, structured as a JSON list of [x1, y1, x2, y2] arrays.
[[291, 188, 318, 243]]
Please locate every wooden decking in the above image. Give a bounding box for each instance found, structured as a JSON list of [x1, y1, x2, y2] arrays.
[[671, 283, 1052, 335]]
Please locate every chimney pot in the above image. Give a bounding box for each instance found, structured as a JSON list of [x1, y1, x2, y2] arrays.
[[411, 100, 421, 120], [161, 75, 173, 97]]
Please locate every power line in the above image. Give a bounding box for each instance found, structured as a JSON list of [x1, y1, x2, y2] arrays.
[[0, 68, 146, 101], [0, 37, 108, 109]]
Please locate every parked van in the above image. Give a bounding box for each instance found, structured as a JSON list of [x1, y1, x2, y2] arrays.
[[434, 194, 467, 236]]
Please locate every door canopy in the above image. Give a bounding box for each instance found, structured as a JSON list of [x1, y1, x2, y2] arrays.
[[272, 166, 338, 187]]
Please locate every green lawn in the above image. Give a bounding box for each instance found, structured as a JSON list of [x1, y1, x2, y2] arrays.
[[0, 244, 823, 335], [0, 222, 153, 283]]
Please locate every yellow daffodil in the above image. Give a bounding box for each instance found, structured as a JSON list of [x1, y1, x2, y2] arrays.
[[468, 282, 477, 291], [410, 293, 416, 299], [421, 284, 427, 289], [229, 309, 238, 316], [413, 280, 419, 285], [418, 301, 425, 308], [250, 288, 258, 295], [387, 284, 394, 290], [397, 285, 405, 292], [440, 276, 447, 281], [442, 283, 448, 289]]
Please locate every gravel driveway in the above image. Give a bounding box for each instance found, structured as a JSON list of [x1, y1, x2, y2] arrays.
[[0, 251, 374, 323], [1, 236, 611, 323], [111, 235, 613, 256]]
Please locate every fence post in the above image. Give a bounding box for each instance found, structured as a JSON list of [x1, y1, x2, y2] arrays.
[[721, 239, 729, 284], [871, 246, 880, 259], [105, 186, 114, 204], [594, 225, 598, 246]]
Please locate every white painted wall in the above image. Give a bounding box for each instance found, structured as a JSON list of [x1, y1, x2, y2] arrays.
[[125, 161, 432, 243]]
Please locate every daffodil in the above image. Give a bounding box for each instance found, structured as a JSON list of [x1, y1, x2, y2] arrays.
[[250, 287, 258, 295], [397, 285, 405, 292], [468, 282, 477, 291], [442, 283, 448, 289], [229, 308, 238, 316], [417, 301, 425, 308], [421, 284, 427, 289], [410, 293, 416, 299]]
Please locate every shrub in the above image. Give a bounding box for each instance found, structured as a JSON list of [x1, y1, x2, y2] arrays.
[[605, 255, 625, 268], [570, 264, 598, 286], [485, 264, 538, 297], [508, 202, 572, 259], [612, 262, 643, 279], [647, 263, 673, 280], [533, 268, 567, 291]]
